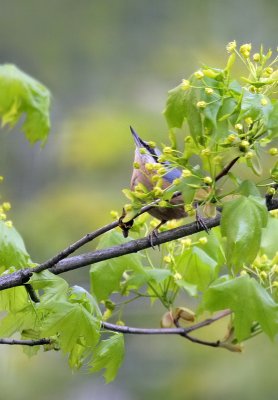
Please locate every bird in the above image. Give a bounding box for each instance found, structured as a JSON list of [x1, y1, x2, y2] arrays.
[[130, 126, 187, 232]]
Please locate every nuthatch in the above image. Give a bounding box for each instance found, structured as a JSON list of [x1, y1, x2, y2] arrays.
[[130, 126, 187, 227]]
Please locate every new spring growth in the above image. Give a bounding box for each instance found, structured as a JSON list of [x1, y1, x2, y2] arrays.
[[194, 70, 204, 79], [198, 237, 208, 245], [253, 53, 261, 62], [205, 87, 214, 95], [226, 40, 237, 53], [181, 79, 190, 91], [182, 169, 192, 178], [181, 238, 192, 248], [268, 148, 278, 156], [203, 176, 213, 185], [197, 101, 207, 109], [240, 43, 252, 58], [260, 97, 268, 106]]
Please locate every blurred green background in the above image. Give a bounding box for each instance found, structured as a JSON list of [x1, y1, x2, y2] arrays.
[[0, 0, 277, 399]]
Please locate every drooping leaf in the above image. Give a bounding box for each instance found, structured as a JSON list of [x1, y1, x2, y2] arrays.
[[221, 195, 268, 270], [0, 221, 31, 269], [90, 333, 125, 383], [201, 275, 278, 341], [0, 64, 51, 143], [260, 215, 278, 258], [163, 84, 188, 128]]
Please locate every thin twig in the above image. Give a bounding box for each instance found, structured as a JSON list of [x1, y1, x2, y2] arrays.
[[101, 310, 231, 349], [215, 157, 240, 181]]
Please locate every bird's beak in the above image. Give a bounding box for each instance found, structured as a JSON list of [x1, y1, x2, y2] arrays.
[[130, 126, 145, 148]]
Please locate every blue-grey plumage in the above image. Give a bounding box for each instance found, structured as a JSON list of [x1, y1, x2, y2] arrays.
[[130, 127, 187, 222]]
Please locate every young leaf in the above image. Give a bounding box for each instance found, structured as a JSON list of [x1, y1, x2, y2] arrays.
[[41, 302, 100, 354], [90, 231, 144, 301], [163, 84, 188, 128], [0, 221, 31, 269], [201, 275, 278, 341], [0, 64, 51, 143], [238, 90, 273, 124], [176, 247, 218, 291], [90, 333, 125, 383], [221, 195, 268, 270]]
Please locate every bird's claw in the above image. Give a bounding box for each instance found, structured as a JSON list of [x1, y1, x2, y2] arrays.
[[147, 228, 160, 250], [196, 211, 210, 234]]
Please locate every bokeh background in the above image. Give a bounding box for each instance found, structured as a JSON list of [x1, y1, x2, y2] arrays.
[[0, 1, 277, 399]]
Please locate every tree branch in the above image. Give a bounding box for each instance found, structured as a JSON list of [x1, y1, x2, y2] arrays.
[[102, 310, 232, 349], [0, 338, 52, 346]]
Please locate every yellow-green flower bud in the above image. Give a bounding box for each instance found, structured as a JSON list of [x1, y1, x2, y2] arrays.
[[0, 176, 3, 182], [264, 67, 273, 76], [235, 123, 243, 131], [0, 213, 7, 220], [194, 70, 204, 79], [163, 146, 173, 154], [110, 210, 119, 219], [245, 151, 254, 159], [203, 176, 213, 185], [240, 140, 250, 150], [151, 174, 160, 183], [205, 87, 214, 95], [182, 169, 192, 178], [260, 271, 268, 280], [173, 272, 182, 280], [139, 147, 147, 154], [201, 148, 211, 156], [133, 162, 140, 169], [260, 97, 268, 106], [181, 79, 190, 90], [173, 178, 181, 185], [158, 200, 169, 208], [227, 133, 237, 143], [163, 255, 172, 263], [2, 202, 11, 211], [198, 236, 208, 245], [5, 220, 13, 228], [240, 43, 252, 58], [245, 117, 253, 126], [124, 204, 133, 212], [268, 148, 278, 156], [226, 40, 237, 53], [253, 53, 260, 62], [197, 101, 207, 108], [158, 167, 167, 175], [154, 186, 163, 196], [145, 163, 154, 171], [181, 238, 192, 247], [147, 141, 156, 148]]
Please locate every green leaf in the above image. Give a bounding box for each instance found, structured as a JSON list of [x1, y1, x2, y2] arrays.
[[238, 89, 273, 123], [201, 275, 278, 341], [184, 86, 203, 143], [267, 101, 278, 139], [221, 195, 268, 270], [176, 247, 218, 291], [163, 84, 187, 128], [0, 64, 51, 143], [260, 215, 278, 258], [30, 270, 69, 302], [0, 307, 37, 337], [0, 221, 31, 269], [90, 231, 144, 301], [0, 283, 28, 312], [90, 333, 125, 383], [41, 302, 100, 354]]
